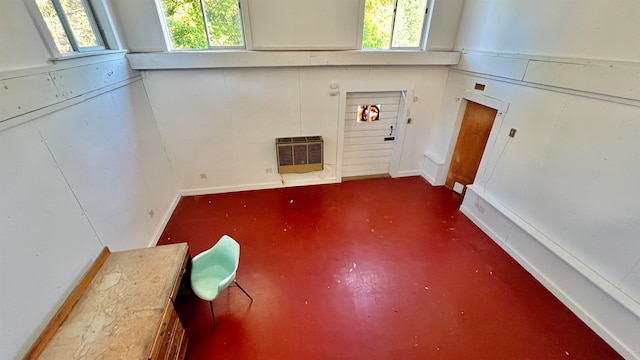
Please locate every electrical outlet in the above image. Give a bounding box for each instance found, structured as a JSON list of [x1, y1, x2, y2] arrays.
[[266, 168, 273, 173], [200, 173, 207, 179], [509, 128, 517, 138], [148, 209, 155, 218]]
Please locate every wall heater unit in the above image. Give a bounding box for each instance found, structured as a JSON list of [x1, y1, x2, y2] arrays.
[[276, 136, 323, 174]]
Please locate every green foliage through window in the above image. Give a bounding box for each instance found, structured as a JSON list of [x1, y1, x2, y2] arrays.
[[36, 0, 104, 54], [363, 0, 428, 50], [161, 0, 244, 49]]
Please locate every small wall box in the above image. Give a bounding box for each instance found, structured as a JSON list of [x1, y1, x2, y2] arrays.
[[276, 136, 324, 174]]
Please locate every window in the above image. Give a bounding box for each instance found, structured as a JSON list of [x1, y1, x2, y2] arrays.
[[160, 0, 245, 50], [34, 0, 105, 55], [362, 0, 428, 50]]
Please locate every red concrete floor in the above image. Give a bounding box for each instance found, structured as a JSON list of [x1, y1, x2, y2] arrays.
[[158, 176, 622, 360]]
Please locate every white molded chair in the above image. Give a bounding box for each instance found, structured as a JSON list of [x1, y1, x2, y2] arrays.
[[190, 235, 252, 326]]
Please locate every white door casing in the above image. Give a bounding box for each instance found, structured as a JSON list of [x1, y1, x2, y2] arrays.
[[337, 85, 412, 180]]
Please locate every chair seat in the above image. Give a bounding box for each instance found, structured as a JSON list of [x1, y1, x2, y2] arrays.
[[191, 263, 234, 301]]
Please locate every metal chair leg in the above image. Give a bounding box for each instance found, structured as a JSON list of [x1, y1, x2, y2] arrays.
[[208, 300, 216, 328], [234, 280, 253, 301]]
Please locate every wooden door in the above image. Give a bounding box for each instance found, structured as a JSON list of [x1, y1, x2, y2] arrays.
[[446, 101, 497, 194], [343, 91, 401, 178]]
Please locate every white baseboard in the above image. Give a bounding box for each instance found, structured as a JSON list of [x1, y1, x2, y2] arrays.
[[180, 177, 339, 196], [148, 192, 182, 247], [461, 185, 640, 359], [395, 170, 422, 177]]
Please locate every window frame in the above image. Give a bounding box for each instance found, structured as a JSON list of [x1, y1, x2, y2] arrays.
[[25, 0, 121, 59], [158, 0, 251, 51], [363, 0, 430, 51]]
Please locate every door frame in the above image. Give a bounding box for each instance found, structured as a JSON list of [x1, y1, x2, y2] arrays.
[[438, 90, 510, 188], [337, 83, 413, 181]]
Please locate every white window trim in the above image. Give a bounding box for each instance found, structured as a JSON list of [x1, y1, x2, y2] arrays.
[[355, 0, 366, 50], [239, 0, 253, 50], [152, 0, 172, 52], [24, 0, 123, 60], [49, 49, 127, 62], [90, 0, 123, 50], [388, 5, 429, 51]]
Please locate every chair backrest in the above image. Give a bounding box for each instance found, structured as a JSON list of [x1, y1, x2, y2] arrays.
[[192, 235, 241, 274]]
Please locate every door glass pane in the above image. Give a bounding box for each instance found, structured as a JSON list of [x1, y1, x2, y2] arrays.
[[391, 0, 427, 48], [59, 0, 101, 48], [36, 0, 73, 53], [362, 0, 395, 49], [357, 105, 381, 122], [161, 0, 208, 49], [203, 0, 244, 47]]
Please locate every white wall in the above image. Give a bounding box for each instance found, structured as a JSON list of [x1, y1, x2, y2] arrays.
[[433, 71, 640, 291], [0, 0, 51, 71], [142, 65, 449, 193], [455, 0, 640, 62], [0, 2, 178, 359], [424, 0, 464, 51], [0, 80, 178, 359], [444, 72, 640, 357], [247, 0, 363, 50], [425, 0, 640, 357], [110, 0, 167, 52]]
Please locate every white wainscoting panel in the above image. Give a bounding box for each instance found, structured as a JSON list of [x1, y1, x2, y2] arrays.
[[421, 153, 444, 185], [524, 60, 640, 101]]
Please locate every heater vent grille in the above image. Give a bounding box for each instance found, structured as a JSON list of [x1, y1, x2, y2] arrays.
[[276, 136, 324, 173]]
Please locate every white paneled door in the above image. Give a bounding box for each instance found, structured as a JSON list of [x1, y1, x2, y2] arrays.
[[343, 91, 402, 177]]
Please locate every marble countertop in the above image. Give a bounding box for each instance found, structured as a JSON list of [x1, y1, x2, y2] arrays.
[[39, 243, 188, 360]]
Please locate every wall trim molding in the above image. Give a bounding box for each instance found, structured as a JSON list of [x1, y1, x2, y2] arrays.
[[395, 170, 422, 177], [127, 50, 460, 70], [0, 76, 141, 132], [1, 56, 140, 132], [451, 51, 640, 105], [0, 51, 129, 80], [461, 184, 640, 359]]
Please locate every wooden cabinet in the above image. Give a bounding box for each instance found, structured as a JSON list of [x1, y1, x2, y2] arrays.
[[25, 244, 189, 360], [150, 301, 187, 360]]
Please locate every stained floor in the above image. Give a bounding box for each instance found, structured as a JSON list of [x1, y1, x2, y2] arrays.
[[158, 176, 622, 359]]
